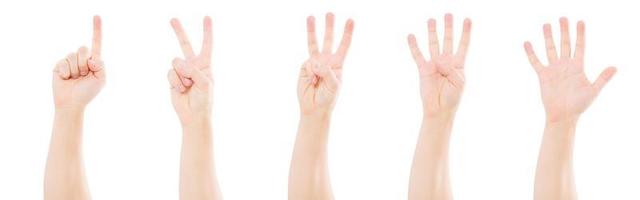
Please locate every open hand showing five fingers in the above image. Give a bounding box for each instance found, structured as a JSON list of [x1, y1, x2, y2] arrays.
[[53, 16, 105, 109], [408, 14, 472, 117], [298, 13, 354, 117], [168, 17, 214, 126], [524, 18, 617, 123]]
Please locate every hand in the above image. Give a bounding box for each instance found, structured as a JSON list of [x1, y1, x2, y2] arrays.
[[52, 16, 105, 110], [408, 14, 472, 117], [168, 17, 214, 126], [524, 17, 617, 123], [298, 13, 354, 117]]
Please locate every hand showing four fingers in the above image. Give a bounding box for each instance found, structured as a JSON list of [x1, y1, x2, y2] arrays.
[[524, 18, 617, 123], [408, 14, 472, 117], [168, 17, 214, 126], [53, 16, 105, 109], [298, 13, 354, 117]]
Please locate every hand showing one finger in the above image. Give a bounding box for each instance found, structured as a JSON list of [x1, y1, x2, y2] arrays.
[[53, 16, 106, 109]]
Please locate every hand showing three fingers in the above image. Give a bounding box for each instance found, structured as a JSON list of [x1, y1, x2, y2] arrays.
[[524, 18, 617, 123], [408, 14, 472, 117], [298, 13, 354, 117], [53, 16, 105, 110], [168, 17, 214, 126]]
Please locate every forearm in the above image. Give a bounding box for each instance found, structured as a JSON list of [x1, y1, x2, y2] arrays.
[[180, 118, 222, 200], [534, 120, 578, 200], [408, 114, 454, 200], [44, 107, 90, 200], [289, 114, 333, 200]]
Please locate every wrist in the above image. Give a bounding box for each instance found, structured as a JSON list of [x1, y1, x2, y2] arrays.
[[55, 105, 85, 115], [545, 114, 580, 126], [182, 118, 212, 138], [297, 113, 331, 139], [544, 109, 582, 124], [422, 113, 455, 137], [543, 119, 578, 142], [544, 114, 579, 139], [178, 107, 211, 126], [182, 115, 212, 129], [300, 111, 332, 123], [423, 110, 456, 122], [545, 119, 578, 130]]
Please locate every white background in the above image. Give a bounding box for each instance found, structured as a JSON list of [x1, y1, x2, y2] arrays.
[[0, 0, 638, 199]]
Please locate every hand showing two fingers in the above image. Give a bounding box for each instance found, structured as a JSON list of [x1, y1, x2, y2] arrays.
[[298, 13, 355, 116], [52, 16, 105, 109], [168, 17, 214, 125], [524, 18, 617, 122], [408, 13, 472, 117]]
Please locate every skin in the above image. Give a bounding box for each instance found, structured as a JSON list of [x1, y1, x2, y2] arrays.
[[44, 16, 104, 200], [406, 13, 471, 200], [288, 12, 354, 200], [524, 17, 617, 200], [168, 16, 222, 200]]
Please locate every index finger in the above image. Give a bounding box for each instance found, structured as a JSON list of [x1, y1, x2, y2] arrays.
[[201, 16, 213, 58], [91, 15, 102, 59], [170, 18, 196, 58], [335, 19, 354, 63], [456, 18, 472, 60], [574, 21, 585, 61]]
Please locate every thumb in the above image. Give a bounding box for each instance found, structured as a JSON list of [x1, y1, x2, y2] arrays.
[[189, 67, 211, 90], [312, 62, 340, 92], [88, 58, 106, 80], [173, 58, 211, 90], [592, 66, 617, 94]]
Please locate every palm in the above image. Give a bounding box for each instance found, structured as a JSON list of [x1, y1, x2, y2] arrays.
[[408, 14, 472, 116], [53, 74, 104, 107], [419, 56, 465, 113], [171, 84, 211, 124], [538, 60, 596, 119], [524, 18, 616, 122], [297, 13, 354, 115], [297, 56, 341, 114], [168, 17, 214, 125]]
